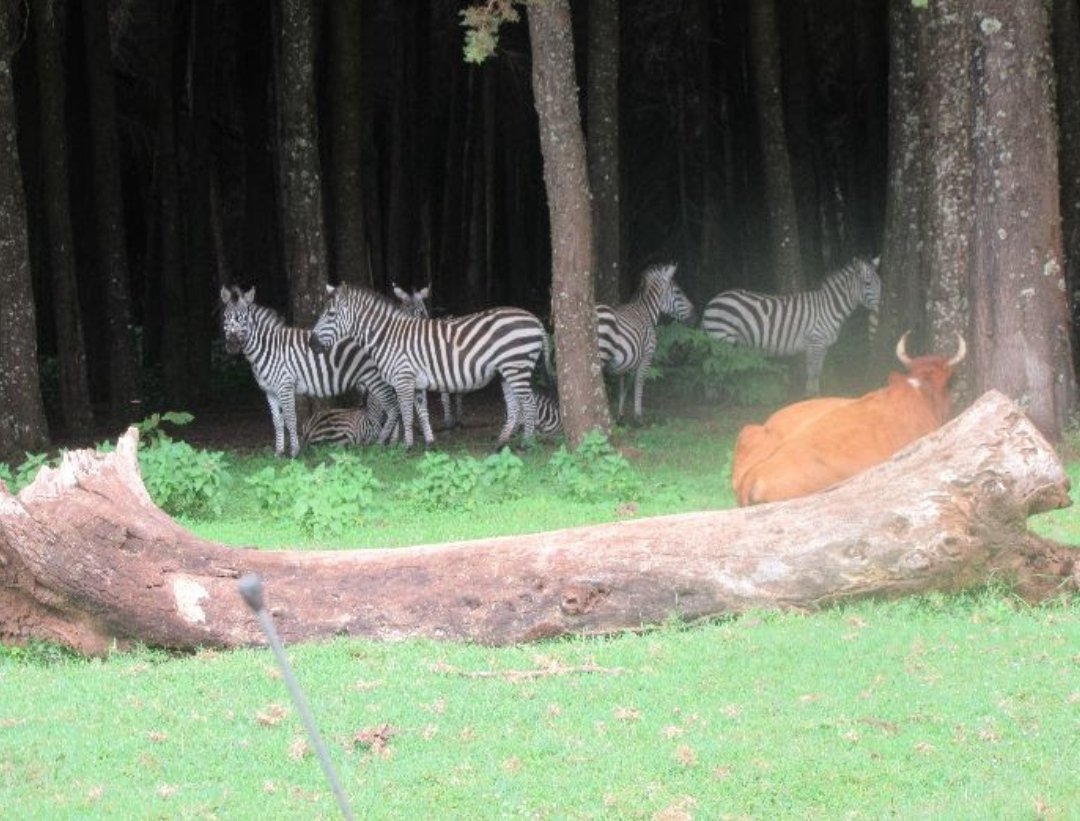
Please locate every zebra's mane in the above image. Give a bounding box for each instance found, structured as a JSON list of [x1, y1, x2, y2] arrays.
[[630, 262, 677, 299], [822, 256, 874, 287], [248, 301, 287, 329]]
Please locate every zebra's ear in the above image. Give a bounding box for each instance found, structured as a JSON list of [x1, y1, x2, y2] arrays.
[[219, 285, 232, 304], [392, 284, 408, 301], [871, 256, 881, 269], [241, 287, 256, 305], [417, 286, 431, 300], [325, 283, 336, 296]]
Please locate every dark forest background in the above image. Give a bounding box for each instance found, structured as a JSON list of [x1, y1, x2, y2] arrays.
[[1, 0, 1077, 456]]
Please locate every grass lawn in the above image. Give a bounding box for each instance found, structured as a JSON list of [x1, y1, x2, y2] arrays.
[[2, 400, 1079, 819]]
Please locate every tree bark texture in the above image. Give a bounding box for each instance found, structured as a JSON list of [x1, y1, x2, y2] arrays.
[[1052, 0, 1080, 368], [33, 0, 93, 438], [970, 0, 1076, 439], [879, 0, 929, 368], [0, 1, 49, 459], [0, 391, 1075, 657], [922, 0, 975, 404], [82, 0, 138, 426], [327, 0, 370, 287], [587, 0, 621, 305], [528, 0, 612, 446], [748, 0, 802, 292], [274, 0, 328, 325]]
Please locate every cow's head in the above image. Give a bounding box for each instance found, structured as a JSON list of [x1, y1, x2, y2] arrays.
[[895, 331, 966, 423]]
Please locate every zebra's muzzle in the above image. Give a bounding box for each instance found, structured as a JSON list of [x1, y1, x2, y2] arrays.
[[225, 336, 242, 355]]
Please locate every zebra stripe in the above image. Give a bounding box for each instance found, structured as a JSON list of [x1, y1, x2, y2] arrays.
[[700, 256, 881, 395], [301, 408, 381, 447], [596, 263, 695, 423], [310, 284, 547, 449], [392, 284, 464, 429], [533, 391, 562, 437], [220, 286, 398, 457]]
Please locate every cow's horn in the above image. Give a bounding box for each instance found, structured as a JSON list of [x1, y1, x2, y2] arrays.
[[948, 332, 967, 367], [896, 331, 913, 367]]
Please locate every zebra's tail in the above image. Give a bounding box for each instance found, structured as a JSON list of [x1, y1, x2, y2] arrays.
[[868, 311, 879, 341], [540, 333, 556, 388]]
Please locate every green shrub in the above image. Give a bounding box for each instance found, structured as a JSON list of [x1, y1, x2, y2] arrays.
[[246, 451, 382, 539], [650, 323, 787, 405], [0, 452, 52, 494], [139, 438, 227, 519], [548, 430, 641, 503], [402, 448, 524, 511]]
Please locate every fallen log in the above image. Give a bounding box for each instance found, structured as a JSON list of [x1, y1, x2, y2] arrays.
[[0, 390, 1076, 656]]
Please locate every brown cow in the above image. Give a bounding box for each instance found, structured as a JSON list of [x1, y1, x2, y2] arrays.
[[732, 332, 966, 506]]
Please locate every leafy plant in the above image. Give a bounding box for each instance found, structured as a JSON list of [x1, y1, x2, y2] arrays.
[[0, 451, 52, 494], [139, 438, 227, 520], [402, 448, 524, 511], [246, 451, 382, 539], [548, 430, 641, 503], [650, 323, 787, 406]]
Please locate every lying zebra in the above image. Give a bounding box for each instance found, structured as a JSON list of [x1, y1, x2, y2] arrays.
[[701, 256, 881, 395], [303, 391, 563, 447], [219, 286, 398, 456], [597, 263, 695, 423]]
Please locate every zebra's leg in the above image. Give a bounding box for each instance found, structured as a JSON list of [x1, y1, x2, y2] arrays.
[[495, 379, 521, 449], [440, 392, 457, 429], [267, 394, 286, 456], [393, 380, 417, 449], [632, 360, 650, 424], [805, 344, 825, 395], [517, 380, 538, 444], [414, 389, 437, 447], [280, 386, 301, 457], [615, 374, 629, 423]]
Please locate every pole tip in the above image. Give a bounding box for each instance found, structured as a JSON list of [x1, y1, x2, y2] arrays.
[[237, 572, 265, 613]]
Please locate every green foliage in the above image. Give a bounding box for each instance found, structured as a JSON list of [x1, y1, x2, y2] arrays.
[[548, 431, 641, 503], [135, 410, 195, 443], [402, 448, 525, 511], [139, 438, 227, 520], [650, 323, 787, 406], [0, 452, 52, 494], [460, 0, 519, 63], [245, 451, 382, 539], [0, 639, 84, 668]]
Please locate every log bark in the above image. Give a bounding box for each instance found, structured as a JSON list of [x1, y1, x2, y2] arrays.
[[0, 391, 1075, 656]]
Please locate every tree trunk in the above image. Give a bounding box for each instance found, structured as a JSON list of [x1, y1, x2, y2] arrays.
[[0, 391, 1074, 656], [326, 0, 371, 287], [922, 0, 976, 403], [82, 0, 138, 427], [879, 0, 929, 364], [33, 0, 94, 438], [969, 0, 1076, 438], [528, 0, 611, 446], [0, 1, 49, 460], [274, 0, 327, 325], [748, 0, 802, 292], [1052, 0, 1080, 376], [587, 0, 621, 305]]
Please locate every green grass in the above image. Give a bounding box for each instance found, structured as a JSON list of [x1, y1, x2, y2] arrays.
[[1, 593, 1078, 818], [3, 406, 1080, 818]]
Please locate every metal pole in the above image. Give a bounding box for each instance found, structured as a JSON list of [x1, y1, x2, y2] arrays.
[[238, 573, 356, 821]]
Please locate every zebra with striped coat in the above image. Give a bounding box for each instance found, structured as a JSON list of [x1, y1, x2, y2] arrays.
[[700, 256, 881, 395], [392, 284, 463, 429], [596, 263, 695, 423], [309, 284, 547, 449], [220, 286, 397, 456], [301, 407, 381, 447]]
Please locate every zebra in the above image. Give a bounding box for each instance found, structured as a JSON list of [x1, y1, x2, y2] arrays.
[[392, 283, 463, 429], [301, 407, 381, 447], [219, 286, 398, 457], [596, 263, 695, 424], [700, 256, 881, 395], [533, 390, 562, 437], [310, 283, 547, 450]]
